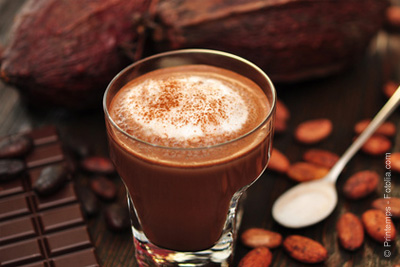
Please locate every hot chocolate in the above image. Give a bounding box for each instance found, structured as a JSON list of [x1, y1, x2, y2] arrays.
[[106, 64, 272, 251]]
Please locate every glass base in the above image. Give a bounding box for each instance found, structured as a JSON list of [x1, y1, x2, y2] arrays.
[[127, 192, 246, 267], [133, 228, 232, 267]]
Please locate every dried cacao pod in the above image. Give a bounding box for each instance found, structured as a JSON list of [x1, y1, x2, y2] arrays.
[[0, 0, 149, 110], [153, 0, 389, 82]]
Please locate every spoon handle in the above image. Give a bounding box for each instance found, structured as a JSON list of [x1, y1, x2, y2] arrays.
[[325, 85, 400, 183]]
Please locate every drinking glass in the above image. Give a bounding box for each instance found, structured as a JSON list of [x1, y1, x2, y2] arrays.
[[103, 49, 276, 266]]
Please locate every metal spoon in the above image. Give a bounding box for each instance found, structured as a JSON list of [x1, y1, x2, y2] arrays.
[[272, 85, 400, 228]]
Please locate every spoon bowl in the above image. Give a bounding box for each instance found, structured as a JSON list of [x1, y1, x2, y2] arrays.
[[272, 180, 337, 228], [272, 85, 400, 228]]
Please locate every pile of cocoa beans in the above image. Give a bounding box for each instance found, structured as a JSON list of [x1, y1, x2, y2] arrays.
[[236, 80, 400, 266], [0, 0, 396, 110]]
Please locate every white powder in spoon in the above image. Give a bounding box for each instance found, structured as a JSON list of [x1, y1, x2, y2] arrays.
[[272, 180, 337, 228]]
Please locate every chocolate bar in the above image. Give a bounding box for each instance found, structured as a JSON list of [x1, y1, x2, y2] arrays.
[[0, 125, 100, 267]]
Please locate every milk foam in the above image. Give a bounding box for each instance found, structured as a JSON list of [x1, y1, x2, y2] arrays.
[[115, 74, 249, 142]]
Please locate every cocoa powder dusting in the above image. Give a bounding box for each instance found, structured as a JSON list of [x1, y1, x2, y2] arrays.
[[110, 65, 269, 148], [146, 79, 227, 131]]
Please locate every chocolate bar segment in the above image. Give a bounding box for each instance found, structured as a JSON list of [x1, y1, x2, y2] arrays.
[[40, 203, 84, 233], [0, 216, 37, 245], [45, 226, 92, 256], [0, 126, 100, 266], [51, 248, 99, 267], [25, 143, 64, 168], [0, 178, 24, 198], [0, 193, 31, 220], [0, 238, 44, 266]]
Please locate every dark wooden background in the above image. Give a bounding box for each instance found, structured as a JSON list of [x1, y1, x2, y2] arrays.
[[1, 1, 400, 266]]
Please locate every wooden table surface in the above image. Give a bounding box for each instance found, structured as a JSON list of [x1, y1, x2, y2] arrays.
[[1, 1, 400, 266]]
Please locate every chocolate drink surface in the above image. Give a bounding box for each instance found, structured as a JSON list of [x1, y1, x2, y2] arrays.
[[106, 64, 272, 251]]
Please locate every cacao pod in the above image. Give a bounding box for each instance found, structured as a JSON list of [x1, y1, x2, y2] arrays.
[[0, 0, 149, 110], [153, 0, 389, 82]]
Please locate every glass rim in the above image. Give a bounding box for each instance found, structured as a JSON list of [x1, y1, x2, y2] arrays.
[[103, 48, 276, 150]]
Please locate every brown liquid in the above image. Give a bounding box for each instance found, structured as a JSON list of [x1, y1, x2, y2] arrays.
[[106, 65, 272, 251]]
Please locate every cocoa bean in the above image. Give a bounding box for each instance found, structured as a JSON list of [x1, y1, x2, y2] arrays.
[[0, 134, 33, 158], [361, 135, 392, 156], [294, 119, 332, 144], [389, 152, 400, 173], [275, 99, 290, 134], [90, 176, 117, 201], [303, 149, 339, 169], [0, 159, 25, 181], [66, 139, 92, 159], [238, 247, 272, 267], [283, 235, 327, 264], [385, 6, 400, 29], [354, 119, 396, 137], [276, 99, 290, 121], [33, 163, 68, 195], [268, 148, 290, 173], [77, 186, 100, 216], [81, 156, 115, 175], [336, 212, 364, 251], [104, 203, 130, 232], [343, 170, 379, 200], [0, 0, 149, 110], [241, 228, 282, 249], [287, 162, 329, 182], [383, 80, 399, 98], [362, 209, 397, 243], [371, 198, 400, 218]]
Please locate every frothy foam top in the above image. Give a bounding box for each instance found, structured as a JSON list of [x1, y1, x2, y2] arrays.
[[110, 65, 268, 147]]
